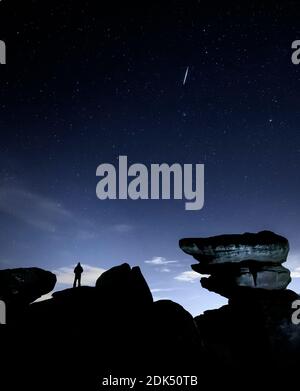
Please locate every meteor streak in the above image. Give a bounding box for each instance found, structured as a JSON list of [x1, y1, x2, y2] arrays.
[[183, 66, 189, 85]]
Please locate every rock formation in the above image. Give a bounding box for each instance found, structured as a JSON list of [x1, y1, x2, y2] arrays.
[[1, 233, 300, 389], [0, 267, 56, 305], [179, 230, 300, 373], [180, 230, 291, 297], [0, 263, 201, 390], [95, 263, 153, 307]]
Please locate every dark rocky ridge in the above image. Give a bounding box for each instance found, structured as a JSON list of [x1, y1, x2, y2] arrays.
[[1, 231, 300, 390]]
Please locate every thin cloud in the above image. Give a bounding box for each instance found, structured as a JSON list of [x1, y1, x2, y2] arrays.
[[151, 288, 175, 293], [0, 186, 72, 232], [287, 251, 300, 278], [0, 185, 95, 238], [174, 270, 200, 283], [156, 267, 171, 273], [145, 256, 178, 265], [291, 267, 300, 278]]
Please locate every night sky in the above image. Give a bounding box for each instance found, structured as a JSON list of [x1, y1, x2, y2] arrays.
[[1, 1, 300, 315]]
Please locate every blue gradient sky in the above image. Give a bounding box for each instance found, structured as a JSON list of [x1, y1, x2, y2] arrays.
[[1, 1, 300, 315]]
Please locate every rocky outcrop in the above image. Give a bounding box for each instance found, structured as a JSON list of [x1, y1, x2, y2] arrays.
[[180, 230, 289, 264], [95, 263, 153, 307], [1, 232, 300, 389], [179, 230, 300, 374], [180, 230, 291, 297], [0, 262, 202, 391], [0, 267, 56, 305]]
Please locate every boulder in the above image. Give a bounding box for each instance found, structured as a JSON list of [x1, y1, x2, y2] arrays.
[[0, 267, 56, 305], [180, 231, 291, 297], [192, 262, 291, 297], [95, 263, 153, 307], [180, 230, 289, 265]]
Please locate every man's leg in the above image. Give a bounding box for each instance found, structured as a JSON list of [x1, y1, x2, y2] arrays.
[[78, 275, 81, 287]]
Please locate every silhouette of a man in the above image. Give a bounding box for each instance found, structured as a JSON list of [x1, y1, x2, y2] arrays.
[[73, 262, 83, 288]]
